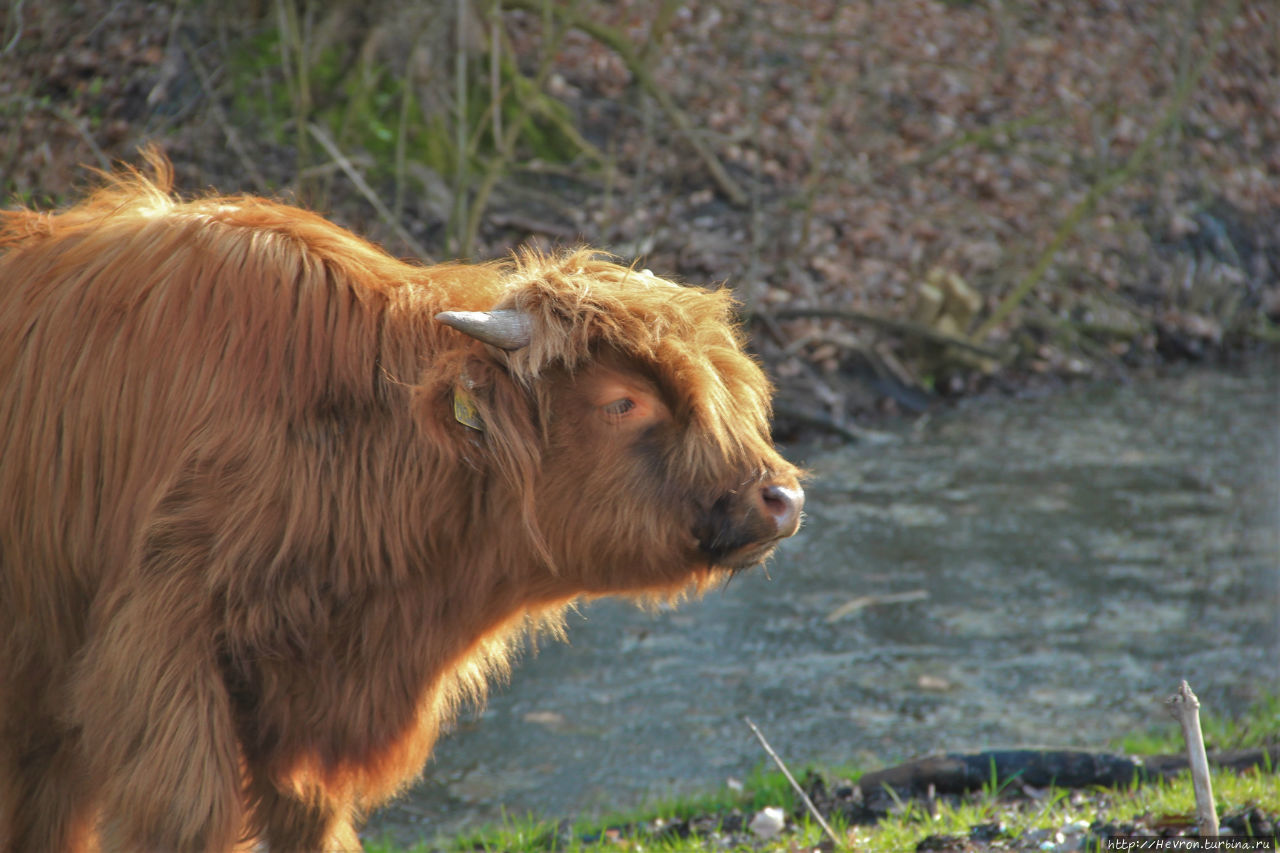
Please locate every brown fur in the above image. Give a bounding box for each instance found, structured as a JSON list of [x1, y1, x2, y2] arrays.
[[0, 155, 803, 851]]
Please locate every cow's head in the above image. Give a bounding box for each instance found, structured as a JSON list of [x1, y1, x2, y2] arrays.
[[431, 250, 804, 596]]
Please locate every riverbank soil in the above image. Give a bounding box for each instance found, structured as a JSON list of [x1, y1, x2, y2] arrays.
[[593, 758, 1279, 852], [2, 1, 1276, 435]]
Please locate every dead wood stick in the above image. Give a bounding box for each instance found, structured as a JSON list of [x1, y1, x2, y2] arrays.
[[766, 307, 1004, 360], [744, 716, 843, 849], [852, 747, 1279, 799], [770, 402, 897, 445], [1166, 680, 1218, 837], [826, 589, 929, 623]]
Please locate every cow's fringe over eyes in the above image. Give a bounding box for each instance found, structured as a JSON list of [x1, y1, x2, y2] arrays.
[[0, 152, 802, 852]]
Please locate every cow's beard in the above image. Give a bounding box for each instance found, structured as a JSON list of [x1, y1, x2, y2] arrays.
[[703, 538, 782, 573], [692, 494, 789, 571]]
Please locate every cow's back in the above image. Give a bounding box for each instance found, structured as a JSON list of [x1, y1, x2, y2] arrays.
[[0, 188, 420, 674], [0, 173, 516, 849]]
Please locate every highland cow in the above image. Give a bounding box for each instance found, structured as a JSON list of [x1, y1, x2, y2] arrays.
[[0, 156, 804, 852]]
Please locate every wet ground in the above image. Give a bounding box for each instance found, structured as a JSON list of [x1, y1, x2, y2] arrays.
[[366, 366, 1279, 844]]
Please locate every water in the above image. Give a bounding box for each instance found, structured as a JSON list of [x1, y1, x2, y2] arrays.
[[365, 366, 1279, 843]]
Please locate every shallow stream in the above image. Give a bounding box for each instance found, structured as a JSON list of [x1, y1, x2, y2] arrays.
[[367, 367, 1279, 843]]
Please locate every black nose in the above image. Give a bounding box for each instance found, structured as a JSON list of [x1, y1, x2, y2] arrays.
[[759, 483, 804, 537]]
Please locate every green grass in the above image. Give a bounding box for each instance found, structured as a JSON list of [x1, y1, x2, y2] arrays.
[[366, 696, 1280, 852], [365, 771, 1278, 853], [847, 770, 1278, 853], [1113, 693, 1280, 756], [224, 17, 587, 186]]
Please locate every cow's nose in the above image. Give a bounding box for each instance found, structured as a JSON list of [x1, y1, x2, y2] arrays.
[[758, 483, 804, 537]]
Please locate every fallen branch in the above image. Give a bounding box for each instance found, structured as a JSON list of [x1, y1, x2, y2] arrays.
[[307, 122, 434, 262], [825, 589, 929, 623], [767, 306, 1004, 360], [744, 716, 844, 849], [854, 746, 1279, 802], [771, 402, 897, 445], [1166, 681, 1219, 837]]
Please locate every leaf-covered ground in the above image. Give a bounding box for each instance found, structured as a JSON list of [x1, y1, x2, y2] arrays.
[[3, 1, 1276, 434]]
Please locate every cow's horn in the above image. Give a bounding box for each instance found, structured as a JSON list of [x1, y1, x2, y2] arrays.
[[435, 309, 533, 351]]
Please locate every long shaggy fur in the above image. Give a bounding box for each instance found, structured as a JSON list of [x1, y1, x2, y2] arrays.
[[0, 156, 801, 851]]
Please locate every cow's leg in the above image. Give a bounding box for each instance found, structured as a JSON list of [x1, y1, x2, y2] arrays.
[[249, 779, 362, 852], [69, 577, 243, 852], [0, 718, 95, 853]]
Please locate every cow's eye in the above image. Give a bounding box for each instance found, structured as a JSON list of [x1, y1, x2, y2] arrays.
[[602, 398, 637, 417]]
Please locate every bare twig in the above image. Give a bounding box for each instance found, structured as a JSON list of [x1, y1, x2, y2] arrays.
[[489, 1, 502, 147], [179, 35, 269, 193], [905, 111, 1061, 170], [51, 104, 111, 171], [1166, 681, 1219, 837], [744, 716, 844, 849], [458, 0, 578, 257], [452, 0, 470, 256], [636, 0, 681, 63], [307, 122, 434, 262], [3, 0, 25, 55], [275, 0, 315, 199]]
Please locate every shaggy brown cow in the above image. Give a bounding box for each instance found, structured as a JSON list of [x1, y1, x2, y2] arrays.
[[0, 156, 804, 852]]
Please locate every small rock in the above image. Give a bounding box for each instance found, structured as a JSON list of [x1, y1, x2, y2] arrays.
[[1038, 831, 1065, 852], [748, 806, 786, 840], [1060, 819, 1091, 836], [1023, 828, 1053, 845], [521, 711, 567, 728], [968, 821, 1006, 842], [916, 832, 967, 851], [916, 674, 953, 692]]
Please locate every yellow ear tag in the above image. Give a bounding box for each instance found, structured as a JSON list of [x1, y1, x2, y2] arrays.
[[453, 386, 485, 432]]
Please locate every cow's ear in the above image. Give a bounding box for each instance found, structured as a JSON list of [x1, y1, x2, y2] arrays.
[[436, 310, 532, 351]]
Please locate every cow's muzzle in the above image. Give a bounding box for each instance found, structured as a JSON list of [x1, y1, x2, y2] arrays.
[[695, 475, 806, 570], [759, 482, 805, 540]]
